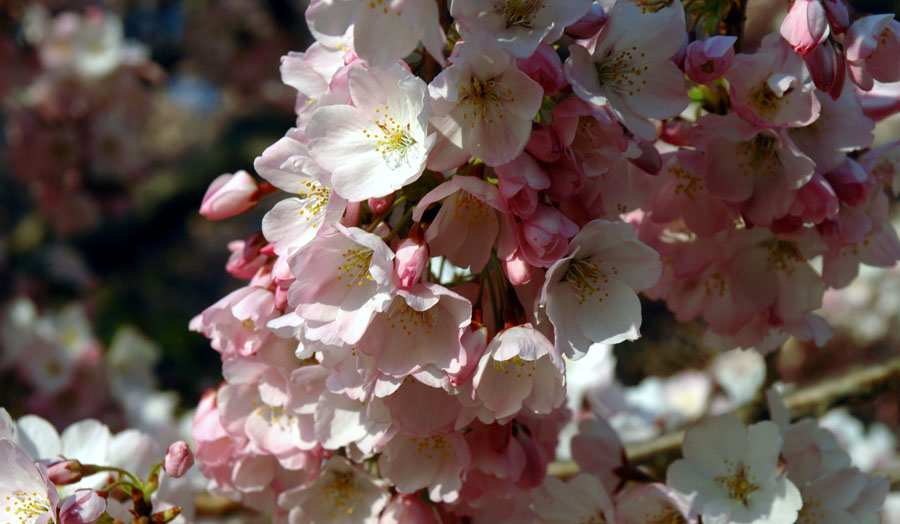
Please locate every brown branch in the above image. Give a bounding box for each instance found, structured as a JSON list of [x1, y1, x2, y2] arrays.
[[551, 357, 900, 477]]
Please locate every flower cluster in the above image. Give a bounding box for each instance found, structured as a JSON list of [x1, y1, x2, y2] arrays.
[[0, 408, 195, 524], [190, 0, 900, 521]]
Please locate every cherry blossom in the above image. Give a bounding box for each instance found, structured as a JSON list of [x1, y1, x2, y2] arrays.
[[564, 0, 689, 139], [666, 414, 803, 524], [307, 63, 435, 201], [542, 219, 662, 359]]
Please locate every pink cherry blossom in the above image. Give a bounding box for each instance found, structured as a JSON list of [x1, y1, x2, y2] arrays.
[[283, 456, 390, 524], [307, 63, 435, 201], [0, 438, 59, 524], [305, 0, 445, 69], [378, 431, 471, 502], [358, 282, 471, 377], [564, 0, 689, 139], [429, 37, 543, 166], [450, 0, 591, 58], [725, 34, 821, 128], [287, 225, 394, 346], [542, 219, 662, 359], [470, 324, 565, 422], [413, 175, 507, 272], [667, 414, 802, 524], [845, 14, 900, 90], [779, 0, 828, 56]]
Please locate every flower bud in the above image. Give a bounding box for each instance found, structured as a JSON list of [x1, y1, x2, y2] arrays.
[[684, 36, 737, 85], [516, 44, 566, 95], [779, 0, 828, 56], [824, 0, 849, 34], [789, 173, 839, 224], [47, 460, 83, 485], [502, 250, 534, 285], [225, 232, 268, 280], [199, 170, 260, 220], [516, 205, 578, 268], [825, 159, 872, 206], [803, 41, 845, 99], [525, 125, 562, 163], [164, 441, 194, 478], [393, 235, 429, 290], [368, 194, 394, 215]]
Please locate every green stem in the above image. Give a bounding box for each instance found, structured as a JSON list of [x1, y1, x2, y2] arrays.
[[88, 465, 142, 487], [383, 205, 416, 243]]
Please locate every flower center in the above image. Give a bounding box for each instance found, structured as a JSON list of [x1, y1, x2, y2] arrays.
[[320, 472, 361, 517], [493, 355, 537, 378], [298, 179, 332, 229], [765, 240, 803, 275], [748, 76, 789, 120], [458, 78, 514, 126], [736, 134, 779, 177], [596, 46, 649, 97], [4, 489, 53, 524], [564, 257, 619, 305], [493, 0, 545, 28], [669, 163, 704, 201], [364, 105, 418, 169], [385, 298, 436, 336], [336, 247, 374, 288], [714, 461, 759, 507], [452, 192, 496, 227], [413, 435, 453, 460]]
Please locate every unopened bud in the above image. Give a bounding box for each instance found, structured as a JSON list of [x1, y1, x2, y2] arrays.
[[199, 171, 261, 220], [684, 36, 737, 85], [163, 441, 194, 478], [393, 236, 429, 290], [48, 460, 83, 485], [368, 194, 394, 215]]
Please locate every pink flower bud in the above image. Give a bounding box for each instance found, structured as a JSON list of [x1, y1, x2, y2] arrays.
[[225, 232, 269, 280], [789, 173, 839, 224], [516, 44, 566, 95], [825, 159, 872, 206], [48, 460, 83, 485], [199, 170, 260, 220], [684, 36, 737, 85], [803, 42, 845, 99], [342, 200, 362, 226], [368, 194, 395, 215], [566, 3, 607, 38], [393, 236, 429, 290], [525, 125, 563, 163], [779, 0, 828, 56], [502, 250, 534, 285], [516, 205, 579, 268], [824, 0, 849, 33], [59, 490, 106, 524], [164, 441, 194, 478]]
